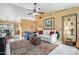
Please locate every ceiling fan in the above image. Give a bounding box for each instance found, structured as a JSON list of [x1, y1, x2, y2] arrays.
[[27, 3, 44, 16]]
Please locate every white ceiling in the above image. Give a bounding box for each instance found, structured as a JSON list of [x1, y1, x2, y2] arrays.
[[14, 3, 79, 12], [0, 3, 79, 21]]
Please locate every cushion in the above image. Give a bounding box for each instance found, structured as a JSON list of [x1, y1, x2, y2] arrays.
[[49, 31, 54, 36], [43, 30, 51, 35], [51, 34, 57, 43], [38, 30, 43, 34], [56, 31, 60, 39]]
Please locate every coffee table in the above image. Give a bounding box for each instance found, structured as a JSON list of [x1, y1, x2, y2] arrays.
[[29, 36, 41, 46]]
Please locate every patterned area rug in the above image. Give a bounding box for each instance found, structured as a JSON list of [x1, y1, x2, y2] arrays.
[[10, 40, 58, 55]]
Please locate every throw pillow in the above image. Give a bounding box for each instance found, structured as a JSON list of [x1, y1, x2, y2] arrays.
[[38, 30, 43, 34], [49, 31, 54, 36]]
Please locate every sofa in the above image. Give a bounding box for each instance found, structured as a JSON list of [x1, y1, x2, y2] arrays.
[[37, 30, 59, 43]]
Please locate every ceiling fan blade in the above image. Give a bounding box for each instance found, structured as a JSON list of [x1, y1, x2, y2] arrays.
[[26, 9, 33, 11], [38, 12, 44, 14], [28, 12, 33, 15]]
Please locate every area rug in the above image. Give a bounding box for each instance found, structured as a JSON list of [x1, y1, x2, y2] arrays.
[[10, 40, 58, 55]]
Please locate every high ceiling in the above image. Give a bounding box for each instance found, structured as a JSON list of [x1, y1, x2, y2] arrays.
[[8, 3, 79, 21], [14, 3, 79, 12], [0, 3, 79, 21]]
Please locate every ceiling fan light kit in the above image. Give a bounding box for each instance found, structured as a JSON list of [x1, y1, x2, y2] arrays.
[[33, 12, 38, 16]]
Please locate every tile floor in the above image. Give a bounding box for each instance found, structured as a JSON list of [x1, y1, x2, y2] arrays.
[[6, 38, 79, 55], [49, 41, 79, 55]]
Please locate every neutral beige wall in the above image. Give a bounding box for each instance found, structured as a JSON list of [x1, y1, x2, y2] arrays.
[[20, 19, 35, 35]]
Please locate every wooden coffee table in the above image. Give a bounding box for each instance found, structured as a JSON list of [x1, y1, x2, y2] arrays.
[[29, 36, 41, 46]]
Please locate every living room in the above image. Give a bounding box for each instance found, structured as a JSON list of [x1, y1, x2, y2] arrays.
[[0, 3, 79, 55]]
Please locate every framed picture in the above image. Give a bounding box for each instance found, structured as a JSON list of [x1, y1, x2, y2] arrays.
[[43, 17, 55, 29]]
